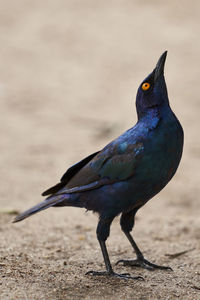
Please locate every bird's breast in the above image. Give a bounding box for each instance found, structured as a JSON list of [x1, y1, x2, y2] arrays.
[[133, 116, 183, 198]]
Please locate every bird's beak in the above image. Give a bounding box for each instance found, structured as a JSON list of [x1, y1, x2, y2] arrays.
[[154, 51, 167, 83]]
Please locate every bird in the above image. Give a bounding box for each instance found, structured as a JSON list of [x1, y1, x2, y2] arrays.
[[14, 51, 184, 280]]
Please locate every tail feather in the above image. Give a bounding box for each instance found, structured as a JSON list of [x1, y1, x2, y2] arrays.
[[13, 194, 66, 223]]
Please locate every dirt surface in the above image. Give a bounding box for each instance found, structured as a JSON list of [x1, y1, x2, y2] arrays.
[[0, 1, 200, 299]]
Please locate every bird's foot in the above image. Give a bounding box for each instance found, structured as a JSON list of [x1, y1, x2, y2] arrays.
[[86, 270, 144, 280], [116, 258, 172, 271]]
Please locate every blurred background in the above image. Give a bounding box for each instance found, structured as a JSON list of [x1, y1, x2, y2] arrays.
[[0, 1, 199, 299], [0, 0, 199, 210]]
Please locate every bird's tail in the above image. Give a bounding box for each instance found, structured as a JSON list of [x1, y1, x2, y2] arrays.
[[13, 194, 67, 223]]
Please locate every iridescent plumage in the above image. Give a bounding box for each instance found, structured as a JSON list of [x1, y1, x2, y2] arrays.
[[14, 52, 184, 279]]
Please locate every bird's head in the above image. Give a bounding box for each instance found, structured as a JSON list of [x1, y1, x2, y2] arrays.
[[136, 51, 169, 119]]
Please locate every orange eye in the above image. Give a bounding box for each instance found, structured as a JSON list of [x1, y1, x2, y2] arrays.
[[142, 82, 150, 91]]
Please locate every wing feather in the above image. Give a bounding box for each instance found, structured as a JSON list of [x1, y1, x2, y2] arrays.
[[42, 151, 99, 196], [56, 141, 144, 195]]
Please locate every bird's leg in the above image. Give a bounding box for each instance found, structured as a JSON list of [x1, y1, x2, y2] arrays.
[[116, 210, 172, 271], [117, 231, 172, 270], [86, 216, 143, 280]]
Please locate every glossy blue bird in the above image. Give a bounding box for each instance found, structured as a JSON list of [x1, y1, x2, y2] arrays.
[[14, 52, 184, 280]]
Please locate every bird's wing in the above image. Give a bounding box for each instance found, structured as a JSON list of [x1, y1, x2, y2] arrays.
[[51, 141, 144, 195], [42, 151, 100, 196]]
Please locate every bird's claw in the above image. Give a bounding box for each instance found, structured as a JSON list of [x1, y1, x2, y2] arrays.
[[86, 270, 144, 280], [116, 258, 173, 271]]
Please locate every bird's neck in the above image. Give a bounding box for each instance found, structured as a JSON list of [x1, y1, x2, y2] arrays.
[[137, 106, 163, 130]]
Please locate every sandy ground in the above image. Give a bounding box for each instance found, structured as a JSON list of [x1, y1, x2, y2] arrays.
[[0, 1, 200, 299]]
